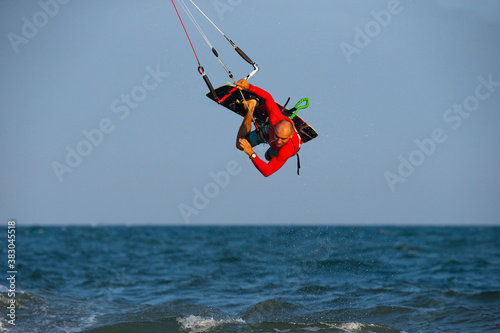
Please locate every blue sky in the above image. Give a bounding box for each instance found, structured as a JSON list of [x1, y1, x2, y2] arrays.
[[1, 0, 499, 226]]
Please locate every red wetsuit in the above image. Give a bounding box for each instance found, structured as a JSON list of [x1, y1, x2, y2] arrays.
[[248, 84, 301, 177]]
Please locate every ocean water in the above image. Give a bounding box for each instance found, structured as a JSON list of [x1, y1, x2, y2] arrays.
[[1, 226, 499, 333]]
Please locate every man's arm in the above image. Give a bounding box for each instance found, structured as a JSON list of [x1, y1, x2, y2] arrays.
[[238, 138, 291, 177], [251, 154, 289, 177]]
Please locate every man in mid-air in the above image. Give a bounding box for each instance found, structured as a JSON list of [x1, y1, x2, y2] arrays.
[[235, 79, 301, 177]]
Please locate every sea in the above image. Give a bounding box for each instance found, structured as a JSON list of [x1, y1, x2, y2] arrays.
[[0, 226, 499, 333]]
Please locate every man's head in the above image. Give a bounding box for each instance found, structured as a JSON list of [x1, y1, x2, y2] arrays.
[[274, 120, 293, 148]]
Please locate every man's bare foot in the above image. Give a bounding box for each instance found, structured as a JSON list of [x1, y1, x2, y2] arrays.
[[244, 99, 257, 114]]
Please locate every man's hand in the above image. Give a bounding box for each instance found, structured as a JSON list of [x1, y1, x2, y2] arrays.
[[238, 138, 254, 156], [236, 78, 249, 91]]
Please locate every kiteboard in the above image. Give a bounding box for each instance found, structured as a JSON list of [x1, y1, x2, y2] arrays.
[[206, 85, 318, 143]]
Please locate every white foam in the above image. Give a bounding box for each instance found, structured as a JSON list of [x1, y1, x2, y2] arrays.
[[302, 326, 323, 331], [0, 319, 10, 332], [338, 322, 364, 330], [322, 322, 365, 332], [177, 315, 245, 333], [79, 314, 97, 330]]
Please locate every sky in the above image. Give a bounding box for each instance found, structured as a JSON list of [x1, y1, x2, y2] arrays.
[[1, 0, 499, 226]]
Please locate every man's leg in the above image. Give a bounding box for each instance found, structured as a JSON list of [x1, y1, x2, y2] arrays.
[[236, 99, 257, 150]]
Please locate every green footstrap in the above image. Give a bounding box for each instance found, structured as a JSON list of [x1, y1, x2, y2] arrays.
[[289, 98, 309, 119]]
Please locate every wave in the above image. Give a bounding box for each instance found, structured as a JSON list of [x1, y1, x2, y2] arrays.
[[176, 316, 403, 333], [466, 290, 500, 303], [20, 297, 405, 333], [177, 315, 245, 333], [240, 299, 301, 322], [80, 316, 403, 333]]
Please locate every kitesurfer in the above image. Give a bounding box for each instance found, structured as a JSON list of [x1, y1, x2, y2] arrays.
[[235, 79, 300, 177]]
